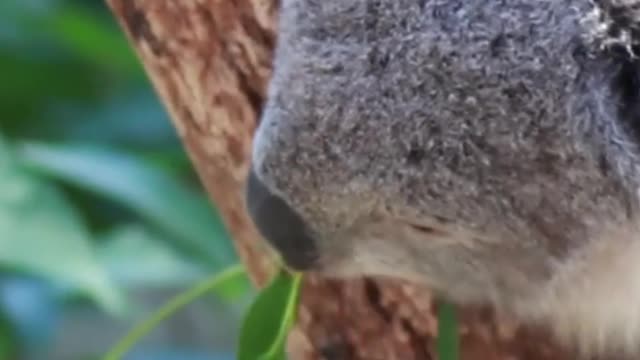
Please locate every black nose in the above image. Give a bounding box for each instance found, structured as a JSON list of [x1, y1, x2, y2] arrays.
[[245, 168, 317, 271]]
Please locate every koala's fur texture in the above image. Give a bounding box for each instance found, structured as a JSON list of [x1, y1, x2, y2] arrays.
[[251, 0, 640, 357]]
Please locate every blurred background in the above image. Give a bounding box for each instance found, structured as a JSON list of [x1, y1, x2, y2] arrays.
[[0, 1, 254, 359]]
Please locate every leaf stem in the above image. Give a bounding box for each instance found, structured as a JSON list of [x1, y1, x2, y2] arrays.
[[103, 264, 246, 360], [436, 300, 459, 360]]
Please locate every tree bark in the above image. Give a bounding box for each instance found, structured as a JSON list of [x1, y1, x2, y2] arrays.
[[106, 1, 579, 359]]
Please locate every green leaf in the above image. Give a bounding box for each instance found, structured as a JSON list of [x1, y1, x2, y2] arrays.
[[238, 269, 303, 360], [0, 3, 140, 129], [0, 50, 105, 125], [42, 4, 142, 76], [436, 301, 459, 360], [0, 1, 141, 77], [51, 91, 178, 148], [97, 224, 210, 288], [16, 142, 236, 271], [0, 308, 19, 360], [103, 264, 247, 360], [0, 138, 122, 314]]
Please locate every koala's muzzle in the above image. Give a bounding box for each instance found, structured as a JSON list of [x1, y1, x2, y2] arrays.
[[245, 168, 317, 271]]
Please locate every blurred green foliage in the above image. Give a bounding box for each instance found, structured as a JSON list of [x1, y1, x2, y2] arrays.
[[0, 0, 250, 359]]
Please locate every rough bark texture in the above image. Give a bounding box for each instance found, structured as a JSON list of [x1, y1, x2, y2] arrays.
[[106, 1, 580, 359]]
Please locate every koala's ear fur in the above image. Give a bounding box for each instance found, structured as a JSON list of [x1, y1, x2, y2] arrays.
[[588, 0, 640, 52], [585, 1, 640, 141]]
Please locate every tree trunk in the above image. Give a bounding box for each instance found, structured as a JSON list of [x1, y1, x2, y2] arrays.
[[106, 1, 578, 359]]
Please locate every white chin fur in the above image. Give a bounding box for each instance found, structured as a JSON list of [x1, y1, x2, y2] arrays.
[[526, 223, 640, 358]]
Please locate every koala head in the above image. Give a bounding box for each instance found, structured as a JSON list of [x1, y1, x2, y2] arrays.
[[247, 0, 640, 355]]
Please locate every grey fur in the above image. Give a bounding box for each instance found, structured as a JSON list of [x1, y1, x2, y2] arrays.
[[251, 0, 640, 356]]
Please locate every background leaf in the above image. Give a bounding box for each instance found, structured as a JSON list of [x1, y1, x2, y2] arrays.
[[0, 1, 248, 357], [0, 306, 19, 360], [0, 139, 122, 314], [97, 224, 209, 289], [16, 142, 236, 271]]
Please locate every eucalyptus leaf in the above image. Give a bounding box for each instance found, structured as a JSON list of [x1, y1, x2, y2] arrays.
[[0, 307, 19, 360], [237, 269, 302, 360], [0, 139, 122, 314], [16, 142, 236, 271], [0, 1, 140, 76], [97, 224, 209, 289], [42, 3, 142, 76], [50, 91, 177, 148]]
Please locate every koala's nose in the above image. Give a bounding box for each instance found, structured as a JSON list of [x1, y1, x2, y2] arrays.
[[245, 168, 317, 271]]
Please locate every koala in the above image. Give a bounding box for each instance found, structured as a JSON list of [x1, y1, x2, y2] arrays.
[[246, 0, 640, 357]]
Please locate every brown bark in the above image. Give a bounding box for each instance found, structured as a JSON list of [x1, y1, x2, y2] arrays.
[[105, 1, 578, 359]]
